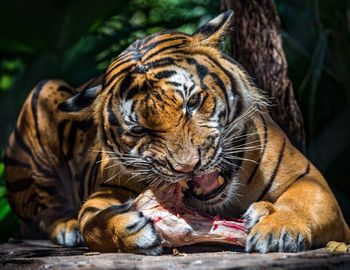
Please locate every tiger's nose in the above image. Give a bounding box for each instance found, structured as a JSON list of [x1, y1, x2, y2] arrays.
[[174, 158, 200, 173]]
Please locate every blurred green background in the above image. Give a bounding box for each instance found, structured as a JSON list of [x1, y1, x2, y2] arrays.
[[0, 0, 349, 241]]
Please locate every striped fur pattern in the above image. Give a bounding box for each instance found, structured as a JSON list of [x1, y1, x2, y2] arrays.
[[5, 10, 349, 254]]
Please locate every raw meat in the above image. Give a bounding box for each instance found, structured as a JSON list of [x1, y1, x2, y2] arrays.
[[134, 182, 247, 248]]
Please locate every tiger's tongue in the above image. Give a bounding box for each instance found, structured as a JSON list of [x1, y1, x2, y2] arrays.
[[192, 171, 220, 194]]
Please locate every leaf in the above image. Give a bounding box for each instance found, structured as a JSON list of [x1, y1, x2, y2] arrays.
[[0, 162, 4, 177], [0, 162, 11, 223], [0, 198, 11, 222]]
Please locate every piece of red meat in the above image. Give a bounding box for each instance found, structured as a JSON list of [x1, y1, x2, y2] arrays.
[[134, 183, 247, 248]]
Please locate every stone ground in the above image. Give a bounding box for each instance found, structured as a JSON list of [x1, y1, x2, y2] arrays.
[[1, 240, 350, 270]]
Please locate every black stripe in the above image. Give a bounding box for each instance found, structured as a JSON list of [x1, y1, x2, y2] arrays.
[[143, 43, 187, 62], [207, 95, 218, 118], [145, 57, 175, 69], [154, 70, 177, 79], [66, 121, 78, 160], [257, 138, 286, 201], [57, 85, 75, 96], [167, 81, 182, 88], [31, 80, 48, 148], [247, 115, 268, 185], [210, 72, 230, 117], [79, 161, 90, 200], [207, 57, 236, 116], [138, 234, 162, 251], [143, 36, 187, 52], [104, 65, 134, 92], [186, 58, 210, 94], [104, 57, 134, 79], [79, 207, 100, 221], [23, 193, 38, 207], [14, 129, 32, 156], [198, 124, 217, 129], [125, 86, 140, 101], [277, 162, 311, 198], [119, 73, 134, 98], [6, 178, 32, 193], [62, 119, 93, 159], [186, 58, 208, 79], [199, 53, 239, 118], [83, 202, 133, 232], [109, 127, 120, 150], [232, 96, 242, 121], [89, 192, 117, 200], [95, 201, 132, 219], [14, 128, 54, 177], [105, 95, 122, 149], [57, 119, 69, 155], [107, 97, 123, 135], [99, 183, 139, 195], [296, 162, 310, 180], [88, 153, 101, 195], [100, 114, 112, 151], [35, 183, 57, 195], [199, 93, 211, 114], [77, 119, 93, 132], [126, 213, 149, 235], [3, 155, 31, 169]]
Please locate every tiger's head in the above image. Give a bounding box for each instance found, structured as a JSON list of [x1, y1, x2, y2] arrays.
[[60, 10, 266, 212]]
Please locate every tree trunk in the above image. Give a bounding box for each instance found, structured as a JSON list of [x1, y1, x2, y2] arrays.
[[221, 0, 305, 151]]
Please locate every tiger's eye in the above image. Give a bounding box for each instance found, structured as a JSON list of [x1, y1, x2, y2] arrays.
[[128, 126, 148, 137], [187, 93, 201, 108]]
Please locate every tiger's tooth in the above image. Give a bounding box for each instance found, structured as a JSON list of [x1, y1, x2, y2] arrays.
[[217, 175, 224, 186], [179, 180, 189, 190], [194, 187, 203, 195]]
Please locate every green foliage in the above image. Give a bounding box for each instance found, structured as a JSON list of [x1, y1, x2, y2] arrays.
[[0, 160, 19, 242]]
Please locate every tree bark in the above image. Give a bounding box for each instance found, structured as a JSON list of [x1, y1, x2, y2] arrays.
[[221, 0, 305, 151]]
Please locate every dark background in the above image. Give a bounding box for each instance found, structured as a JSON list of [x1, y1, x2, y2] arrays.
[[0, 0, 349, 241]]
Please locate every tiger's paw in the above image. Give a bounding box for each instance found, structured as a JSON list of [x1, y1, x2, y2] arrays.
[[50, 219, 84, 247], [243, 201, 276, 231], [111, 211, 162, 255], [244, 202, 311, 253]]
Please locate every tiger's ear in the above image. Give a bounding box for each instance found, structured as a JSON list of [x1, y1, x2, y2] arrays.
[[58, 85, 102, 118], [192, 10, 234, 47]]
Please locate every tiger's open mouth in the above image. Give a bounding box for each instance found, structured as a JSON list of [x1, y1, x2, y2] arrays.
[[182, 169, 228, 200]]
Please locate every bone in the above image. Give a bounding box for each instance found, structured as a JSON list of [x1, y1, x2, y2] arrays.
[[134, 183, 247, 248]]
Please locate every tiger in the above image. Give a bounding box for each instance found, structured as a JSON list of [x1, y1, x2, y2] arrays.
[[4, 10, 350, 255]]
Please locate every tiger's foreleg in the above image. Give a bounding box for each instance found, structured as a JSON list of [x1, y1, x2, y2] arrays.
[[78, 187, 162, 255], [244, 173, 350, 253], [5, 158, 83, 247], [32, 172, 84, 247], [7, 168, 85, 247]]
